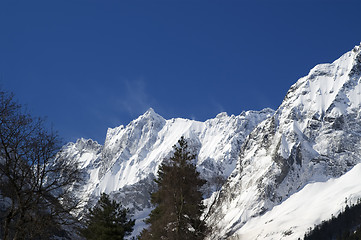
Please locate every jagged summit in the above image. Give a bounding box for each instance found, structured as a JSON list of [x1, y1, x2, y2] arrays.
[[216, 112, 228, 118], [352, 42, 361, 52], [125, 108, 166, 129], [138, 107, 164, 121], [280, 42, 361, 119], [104, 108, 166, 149], [75, 137, 100, 147], [143, 107, 156, 115]]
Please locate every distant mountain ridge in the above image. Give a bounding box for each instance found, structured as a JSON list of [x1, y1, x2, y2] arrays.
[[60, 43, 361, 239]]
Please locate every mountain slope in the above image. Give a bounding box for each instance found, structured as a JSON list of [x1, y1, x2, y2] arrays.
[[207, 43, 361, 239]]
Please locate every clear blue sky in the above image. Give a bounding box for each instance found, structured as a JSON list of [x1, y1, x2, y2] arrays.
[[1, 0, 361, 143]]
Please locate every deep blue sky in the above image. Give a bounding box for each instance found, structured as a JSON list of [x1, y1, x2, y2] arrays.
[[1, 0, 361, 143]]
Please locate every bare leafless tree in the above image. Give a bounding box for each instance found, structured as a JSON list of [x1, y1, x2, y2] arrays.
[[0, 89, 83, 240]]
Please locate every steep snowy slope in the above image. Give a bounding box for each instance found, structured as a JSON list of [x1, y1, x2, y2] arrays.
[[58, 107, 274, 235], [208, 43, 361, 239]]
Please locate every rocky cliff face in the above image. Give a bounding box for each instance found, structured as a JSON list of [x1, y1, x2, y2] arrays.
[[207, 44, 361, 239]]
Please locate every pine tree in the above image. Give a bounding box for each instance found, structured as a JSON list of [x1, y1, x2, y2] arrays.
[[81, 193, 135, 240], [140, 137, 208, 240]]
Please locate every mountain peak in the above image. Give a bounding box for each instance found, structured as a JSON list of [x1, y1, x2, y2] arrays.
[[216, 112, 228, 118], [135, 108, 165, 125], [280, 44, 361, 117], [352, 42, 361, 53], [139, 108, 162, 119], [73, 137, 101, 150], [144, 107, 156, 115]]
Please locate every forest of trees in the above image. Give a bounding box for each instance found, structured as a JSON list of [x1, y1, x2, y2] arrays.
[[304, 199, 361, 240]]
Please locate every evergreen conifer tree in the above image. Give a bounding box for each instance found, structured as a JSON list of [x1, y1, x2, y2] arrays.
[[81, 193, 135, 240], [139, 137, 207, 240]]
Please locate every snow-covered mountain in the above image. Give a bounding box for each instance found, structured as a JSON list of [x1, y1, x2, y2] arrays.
[[207, 43, 361, 239], [61, 43, 361, 239], [58, 107, 274, 236]]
